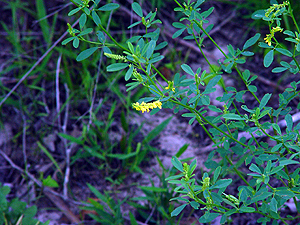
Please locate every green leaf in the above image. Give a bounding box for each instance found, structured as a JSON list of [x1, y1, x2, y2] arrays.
[[270, 198, 278, 212], [107, 63, 129, 72], [175, 143, 189, 158], [249, 164, 261, 174], [283, 30, 295, 37], [38, 142, 63, 174], [132, 2, 143, 17], [92, 10, 101, 26], [251, 188, 272, 203], [272, 123, 281, 135], [264, 50, 274, 68], [259, 42, 273, 48], [276, 189, 295, 199], [172, 28, 185, 38], [181, 64, 194, 76], [213, 166, 222, 183], [58, 133, 83, 144], [210, 179, 232, 189], [79, 13, 87, 29], [279, 159, 300, 166], [239, 206, 255, 213], [171, 204, 187, 217], [107, 152, 138, 159], [78, 28, 93, 36], [285, 114, 293, 132], [248, 85, 257, 93], [62, 37, 75, 45], [251, 9, 265, 19], [208, 105, 222, 113], [42, 175, 59, 188], [241, 51, 254, 56], [206, 75, 222, 89], [68, 7, 81, 16], [129, 212, 138, 225], [173, 22, 186, 29], [171, 156, 183, 172], [190, 201, 200, 209], [98, 3, 119, 11], [76, 47, 98, 61], [223, 113, 244, 121], [275, 48, 293, 57], [146, 40, 156, 59], [87, 183, 106, 202], [128, 21, 142, 29], [165, 174, 184, 181], [143, 116, 172, 143], [97, 31, 105, 42], [155, 41, 168, 50], [297, 43, 300, 52], [125, 66, 134, 81], [73, 37, 79, 48], [272, 67, 288, 73], [148, 55, 164, 64], [139, 186, 167, 192], [270, 166, 284, 175], [83, 7, 90, 15], [201, 95, 210, 105], [243, 33, 261, 50], [199, 213, 220, 223], [259, 93, 271, 110]]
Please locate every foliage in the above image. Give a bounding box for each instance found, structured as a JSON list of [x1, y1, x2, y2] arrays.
[[130, 157, 181, 224], [0, 183, 49, 225], [64, 0, 300, 224], [80, 183, 126, 225], [59, 97, 172, 183]]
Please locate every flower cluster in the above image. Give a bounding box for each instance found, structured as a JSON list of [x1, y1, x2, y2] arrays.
[[265, 1, 289, 18], [264, 26, 283, 46], [132, 100, 162, 113], [165, 81, 175, 92], [104, 53, 127, 62], [132, 67, 143, 82]]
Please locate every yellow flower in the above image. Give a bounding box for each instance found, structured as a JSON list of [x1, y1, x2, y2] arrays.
[[264, 33, 273, 46], [202, 177, 210, 191], [132, 100, 162, 113], [104, 53, 127, 62], [165, 81, 175, 92], [264, 26, 283, 46], [265, 1, 289, 18]]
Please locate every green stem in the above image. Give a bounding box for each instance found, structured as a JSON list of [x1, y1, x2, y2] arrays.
[[169, 99, 248, 148], [288, 1, 300, 34], [225, 156, 253, 189]]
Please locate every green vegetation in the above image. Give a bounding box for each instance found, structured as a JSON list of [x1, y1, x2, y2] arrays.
[[1, 0, 300, 224]]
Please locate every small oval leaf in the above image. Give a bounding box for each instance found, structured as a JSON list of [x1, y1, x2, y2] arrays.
[[76, 47, 98, 61]]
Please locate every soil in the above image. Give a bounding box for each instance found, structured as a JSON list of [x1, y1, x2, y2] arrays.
[[0, 1, 300, 225]]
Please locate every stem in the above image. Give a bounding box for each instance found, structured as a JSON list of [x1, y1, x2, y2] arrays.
[[169, 99, 248, 148], [288, 1, 300, 34], [225, 156, 253, 189]]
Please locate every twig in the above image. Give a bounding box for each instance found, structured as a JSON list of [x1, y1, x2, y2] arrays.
[[21, 113, 28, 175], [0, 150, 81, 223], [56, 52, 71, 200], [0, 150, 42, 186], [63, 84, 71, 200], [32, 3, 73, 25], [56, 53, 63, 128], [88, 1, 114, 130], [0, 18, 80, 108], [145, 205, 156, 224], [200, 111, 300, 153]]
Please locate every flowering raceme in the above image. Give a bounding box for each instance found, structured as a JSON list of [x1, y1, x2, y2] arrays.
[[132, 100, 162, 113], [264, 26, 283, 46]]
